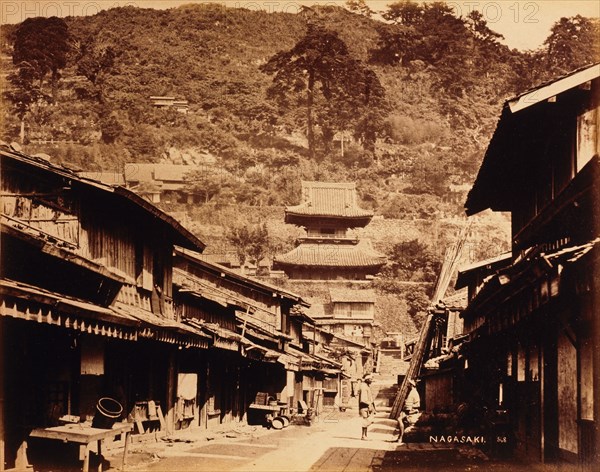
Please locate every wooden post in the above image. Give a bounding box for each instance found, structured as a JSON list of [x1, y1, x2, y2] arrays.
[[0, 319, 4, 471], [539, 341, 545, 462], [165, 349, 176, 436]]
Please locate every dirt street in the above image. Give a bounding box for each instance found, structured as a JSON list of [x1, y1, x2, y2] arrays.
[[123, 408, 397, 472], [102, 407, 584, 472]]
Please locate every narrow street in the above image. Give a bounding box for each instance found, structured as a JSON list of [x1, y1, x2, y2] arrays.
[[118, 405, 587, 472], [118, 398, 515, 472], [125, 406, 399, 472]]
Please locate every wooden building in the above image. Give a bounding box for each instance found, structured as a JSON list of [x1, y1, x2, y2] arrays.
[[123, 163, 204, 204], [172, 246, 336, 426], [461, 63, 600, 466], [0, 144, 208, 469], [309, 288, 376, 344], [149, 96, 189, 114], [420, 291, 469, 414], [0, 145, 326, 470], [273, 181, 386, 280]]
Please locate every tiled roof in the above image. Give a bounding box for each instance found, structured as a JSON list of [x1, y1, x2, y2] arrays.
[[442, 289, 468, 310], [154, 164, 199, 181], [286, 181, 373, 219], [455, 252, 511, 289], [123, 163, 155, 183], [274, 240, 386, 268]]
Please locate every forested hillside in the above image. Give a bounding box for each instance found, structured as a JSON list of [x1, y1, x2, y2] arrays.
[[1, 2, 597, 333]]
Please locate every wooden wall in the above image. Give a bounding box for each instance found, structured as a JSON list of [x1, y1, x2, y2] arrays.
[[557, 329, 578, 456], [424, 371, 453, 413]]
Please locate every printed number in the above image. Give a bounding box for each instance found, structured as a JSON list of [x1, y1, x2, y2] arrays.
[[496, 436, 507, 443], [509, 2, 539, 24], [523, 2, 539, 24]]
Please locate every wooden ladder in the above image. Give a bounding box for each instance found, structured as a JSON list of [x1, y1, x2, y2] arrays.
[[389, 311, 436, 419]]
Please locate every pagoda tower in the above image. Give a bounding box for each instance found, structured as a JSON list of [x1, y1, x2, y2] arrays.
[[273, 181, 385, 280]]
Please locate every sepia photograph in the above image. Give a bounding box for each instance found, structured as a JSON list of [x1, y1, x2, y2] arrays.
[[0, 1, 598, 471]]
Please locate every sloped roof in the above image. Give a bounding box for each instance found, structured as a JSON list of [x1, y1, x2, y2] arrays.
[[461, 238, 599, 323], [465, 63, 600, 216], [442, 289, 468, 310], [285, 181, 373, 222], [0, 278, 211, 348], [123, 163, 155, 183], [154, 164, 199, 181], [455, 252, 512, 289], [1, 145, 205, 251], [329, 288, 376, 303], [304, 302, 329, 319], [507, 62, 600, 113], [174, 246, 310, 307], [77, 171, 125, 186], [274, 240, 386, 268]]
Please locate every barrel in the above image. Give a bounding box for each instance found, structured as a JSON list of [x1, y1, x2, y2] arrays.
[[91, 397, 123, 429]]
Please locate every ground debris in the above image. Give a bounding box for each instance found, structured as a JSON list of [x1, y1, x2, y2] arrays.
[[161, 437, 194, 444]]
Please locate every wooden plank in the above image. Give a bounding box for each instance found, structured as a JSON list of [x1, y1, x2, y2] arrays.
[[135, 420, 145, 434], [390, 312, 435, 419], [157, 406, 166, 430], [29, 424, 132, 444], [508, 64, 600, 113], [248, 404, 280, 412]]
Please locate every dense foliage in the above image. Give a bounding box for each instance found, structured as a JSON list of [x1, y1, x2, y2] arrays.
[[1, 2, 597, 332]]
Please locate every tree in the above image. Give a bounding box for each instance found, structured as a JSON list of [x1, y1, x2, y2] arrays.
[[544, 16, 600, 74], [374, 2, 505, 97], [12, 17, 70, 102], [246, 222, 270, 269], [382, 1, 423, 25], [75, 32, 117, 102], [185, 169, 232, 204], [261, 24, 386, 158], [351, 68, 388, 153], [99, 115, 123, 144], [370, 23, 418, 65], [464, 10, 503, 45], [346, 0, 374, 18], [226, 221, 271, 274], [5, 65, 42, 143], [384, 239, 442, 283]]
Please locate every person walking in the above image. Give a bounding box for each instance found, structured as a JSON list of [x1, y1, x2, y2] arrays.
[[358, 374, 376, 440], [397, 379, 421, 444]]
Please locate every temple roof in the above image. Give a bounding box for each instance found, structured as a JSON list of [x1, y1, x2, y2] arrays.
[[273, 240, 386, 269], [285, 181, 373, 227]]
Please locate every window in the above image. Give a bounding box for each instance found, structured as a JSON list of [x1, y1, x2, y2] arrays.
[[577, 106, 599, 172]]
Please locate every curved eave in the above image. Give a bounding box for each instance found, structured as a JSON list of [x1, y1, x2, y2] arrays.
[[285, 212, 372, 228], [273, 259, 385, 270]]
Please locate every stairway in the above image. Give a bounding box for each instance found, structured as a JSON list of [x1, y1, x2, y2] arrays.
[[378, 349, 408, 377], [372, 375, 399, 409]]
